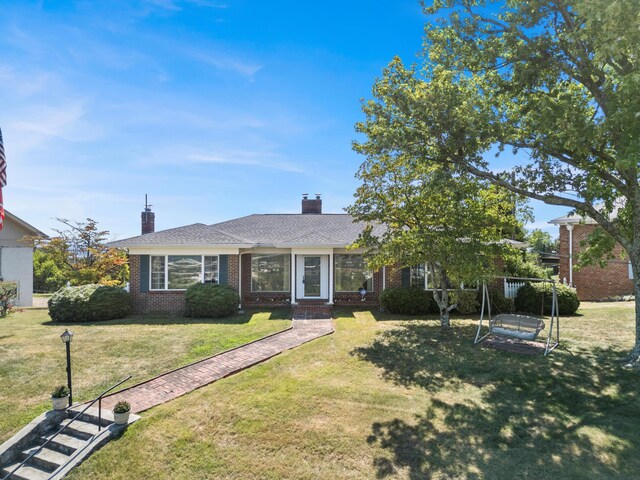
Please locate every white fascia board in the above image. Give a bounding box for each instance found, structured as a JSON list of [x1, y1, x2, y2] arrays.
[[289, 247, 336, 255], [127, 246, 241, 255]]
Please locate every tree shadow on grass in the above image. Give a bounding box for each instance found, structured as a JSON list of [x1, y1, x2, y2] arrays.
[[353, 323, 640, 479], [41, 308, 292, 327]]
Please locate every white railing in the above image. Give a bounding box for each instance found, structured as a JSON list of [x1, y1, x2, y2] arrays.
[[504, 278, 526, 299]]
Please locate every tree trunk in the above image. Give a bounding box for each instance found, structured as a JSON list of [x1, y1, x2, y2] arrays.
[[430, 263, 453, 328], [625, 253, 640, 366]]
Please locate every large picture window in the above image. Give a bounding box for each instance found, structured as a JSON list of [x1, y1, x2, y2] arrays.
[[410, 264, 426, 288], [334, 254, 373, 292], [150, 255, 219, 290], [251, 254, 290, 292]]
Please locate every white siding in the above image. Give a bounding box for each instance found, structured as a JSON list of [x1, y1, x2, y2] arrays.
[[1, 246, 34, 307]]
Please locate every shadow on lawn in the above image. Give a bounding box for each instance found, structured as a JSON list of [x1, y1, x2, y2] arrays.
[[353, 323, 640, 479], [42, 308, 292, 327]]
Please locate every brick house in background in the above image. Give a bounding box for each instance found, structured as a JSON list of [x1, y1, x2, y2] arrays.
[[549, 212, 634, 301], [110, 195, 524, 315]]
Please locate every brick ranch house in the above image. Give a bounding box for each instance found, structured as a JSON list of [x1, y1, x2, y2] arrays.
[[550, 211, 634, 301], [110, 195, 450, 314]]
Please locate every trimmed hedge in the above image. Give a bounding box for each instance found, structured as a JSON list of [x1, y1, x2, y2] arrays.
[[514, 282, 580, 316], [48, 284, 132, 322], [477, 288, 514, 315], [185, 283, 239, 318], [380, 287, 439, 315]]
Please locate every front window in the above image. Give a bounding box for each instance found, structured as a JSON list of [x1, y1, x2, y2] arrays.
[[335, 254, 373, 292], [251, 254, 291, 292], [410, 264, 426, 288], [150, 255, 219, 290]]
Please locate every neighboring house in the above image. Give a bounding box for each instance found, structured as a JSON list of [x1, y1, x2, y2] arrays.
[[549, 212, 633, 301], [110, 195, 524, 314], [0, 211, 46, 307]]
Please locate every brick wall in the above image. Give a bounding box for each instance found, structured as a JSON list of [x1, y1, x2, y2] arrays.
[[129, 255, 186, 314], [129, 254, 241, 314], [384, 265, 404, 288], [558, 224, 634, 301]]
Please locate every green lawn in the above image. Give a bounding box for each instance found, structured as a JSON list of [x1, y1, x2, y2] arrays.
[[0, 308, 290, 443], [3, 303, 640, 479]]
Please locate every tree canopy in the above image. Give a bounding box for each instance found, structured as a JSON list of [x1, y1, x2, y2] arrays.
[[355, 0, 640, 363]]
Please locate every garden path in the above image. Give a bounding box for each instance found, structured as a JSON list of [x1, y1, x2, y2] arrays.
[[99, 319, 333, 413]]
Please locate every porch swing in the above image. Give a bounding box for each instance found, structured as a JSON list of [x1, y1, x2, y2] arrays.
[[474, 276, 560, 356]]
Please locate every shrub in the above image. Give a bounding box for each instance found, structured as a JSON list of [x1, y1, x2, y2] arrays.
[[477, 288, 514, 314], [514, 282, 580, 316], [0, 282, 18, 318], [51, 385, 70, 398], [113, 401, 131, 414], [380, 287, 438, 315], [451, 289, 480, 314], [48, 284, 132, 322], [185, 284, 239, 318]]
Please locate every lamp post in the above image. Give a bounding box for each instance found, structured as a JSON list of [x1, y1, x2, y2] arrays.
[[60, 329, 74, 407]]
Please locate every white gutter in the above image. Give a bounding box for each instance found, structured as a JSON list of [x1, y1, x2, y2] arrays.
[[567, 225, 574, 286]]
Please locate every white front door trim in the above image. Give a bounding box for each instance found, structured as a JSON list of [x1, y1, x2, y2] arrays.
[[296, 254, 329, 299]]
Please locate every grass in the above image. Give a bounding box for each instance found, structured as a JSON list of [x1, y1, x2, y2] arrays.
[[0, 308, 290, 443], [3, 303, 640, 479]]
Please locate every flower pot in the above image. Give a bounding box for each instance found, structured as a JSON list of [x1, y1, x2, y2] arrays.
[[113, 410, 131, 425], [51, 395, 69, 410]]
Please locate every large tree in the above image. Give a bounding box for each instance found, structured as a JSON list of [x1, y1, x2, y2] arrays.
[[348, 123, 524, 327], [358, 0, 640, 364], [32, 218, 128, 287]]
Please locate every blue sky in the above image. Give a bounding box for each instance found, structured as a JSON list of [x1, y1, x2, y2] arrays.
[[0, 0, 566, 240]]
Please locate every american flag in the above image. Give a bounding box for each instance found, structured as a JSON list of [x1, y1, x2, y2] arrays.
[[0, 127, 6, 231]]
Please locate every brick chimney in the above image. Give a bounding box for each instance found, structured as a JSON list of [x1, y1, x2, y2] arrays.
[[141, 195, 155, 234], [301, 193, 322, 214]]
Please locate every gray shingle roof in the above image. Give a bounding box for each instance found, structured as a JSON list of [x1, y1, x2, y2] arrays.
[[108, 214, 385, 249]]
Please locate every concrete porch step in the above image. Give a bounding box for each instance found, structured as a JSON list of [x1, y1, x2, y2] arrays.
[[58, 418, 101, 441], [292, 305, 333, 320], [1, 462, 50, 480], [20, 446, 69, 472], [42, 432, 87, 456]]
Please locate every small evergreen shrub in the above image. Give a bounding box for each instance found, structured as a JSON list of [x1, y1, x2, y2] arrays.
[[185, 283, 239, 318], [514, 282, 580, 316], [48, 284, 132, 322], [380, 287, 438, 315], [113, 401, 131, 413], [51, 385, 70, 398], [451, 289, 480, 314], [477, 288, 514, 314], [0, 281, 18, 318]]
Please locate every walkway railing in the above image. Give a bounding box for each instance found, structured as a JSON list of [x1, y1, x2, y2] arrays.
[[2, 375, 132, 480]]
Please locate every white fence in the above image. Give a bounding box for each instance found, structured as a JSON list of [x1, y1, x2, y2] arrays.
[[504, 278, 526, 299]]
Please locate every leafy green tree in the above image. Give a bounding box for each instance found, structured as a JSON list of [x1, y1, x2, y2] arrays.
[[359, 1, 640, 364], [526, 229, 559, 254], [33, 249, 67, 293], [348, 144, 524, 326], [32, 218, 128, 287]]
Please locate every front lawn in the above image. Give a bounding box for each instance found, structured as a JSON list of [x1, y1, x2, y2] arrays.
[[0, 308, 290, 443], [59, 302, 640, 480]]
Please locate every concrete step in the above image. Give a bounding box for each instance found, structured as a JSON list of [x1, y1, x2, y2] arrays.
[[67, 406, 114, 428], [1, 462, 50, 480], [20, 445, 70, 472], [59, 418, 101, 440], [42, 432, 87, 456]]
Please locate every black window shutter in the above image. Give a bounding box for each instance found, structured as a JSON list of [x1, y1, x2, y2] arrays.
[[401, 267, 411, 288], [139, 255, 150, 293], [219, 255, 229, 284]]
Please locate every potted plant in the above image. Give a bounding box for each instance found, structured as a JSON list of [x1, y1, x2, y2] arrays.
[[51, 385, 70, 410], [112, 401, 131, 425]]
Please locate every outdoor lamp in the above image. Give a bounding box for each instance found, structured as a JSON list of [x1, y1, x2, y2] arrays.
[[61, 329, 74, 407]]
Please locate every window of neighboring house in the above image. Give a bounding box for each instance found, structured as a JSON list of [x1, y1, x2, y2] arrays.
[[335, 254, 373, 292], [410, 264, 426, 288], [251, 254, 291, 292], [150, 255, 219, 290], [410, 263, 476, 290]]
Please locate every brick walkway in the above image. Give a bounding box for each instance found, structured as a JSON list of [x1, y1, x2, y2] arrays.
[[99, 320, 334, 413]]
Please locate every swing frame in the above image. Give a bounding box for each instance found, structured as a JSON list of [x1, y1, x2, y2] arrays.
[[474, 276, 560, 356]]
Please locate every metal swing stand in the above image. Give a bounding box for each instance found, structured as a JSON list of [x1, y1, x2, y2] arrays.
[[474, 277, 560, 356]]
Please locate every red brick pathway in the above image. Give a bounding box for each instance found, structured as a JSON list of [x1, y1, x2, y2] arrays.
[[99, 320, 333, 413]]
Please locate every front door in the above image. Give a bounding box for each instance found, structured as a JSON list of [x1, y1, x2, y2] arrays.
[[296, 255, 328, 299]]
